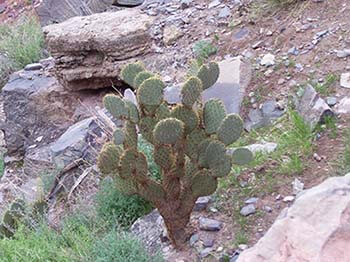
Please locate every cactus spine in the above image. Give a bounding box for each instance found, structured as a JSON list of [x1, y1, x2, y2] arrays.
[[98, 61, 251, 249]]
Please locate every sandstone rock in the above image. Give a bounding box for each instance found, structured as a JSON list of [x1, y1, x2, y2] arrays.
[[0, 63, 105, 157], [163, 25, 183, 45], [35, 0, 116, 26], [297, 84, 333, 129], [237, 174, 350, 262], [43, 10, 155, 91], [164, 56, 251, 114]]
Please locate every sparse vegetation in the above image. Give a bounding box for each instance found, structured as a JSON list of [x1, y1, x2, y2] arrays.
[[0, 17, 45, 88], [312, 73, 338, 96]]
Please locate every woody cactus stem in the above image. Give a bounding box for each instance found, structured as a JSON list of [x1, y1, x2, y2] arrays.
[[98, 61, 252, 249]]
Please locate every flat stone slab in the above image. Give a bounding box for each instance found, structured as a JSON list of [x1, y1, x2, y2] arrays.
[[164, 56, 251, 114], [199, 217, 223, 231]]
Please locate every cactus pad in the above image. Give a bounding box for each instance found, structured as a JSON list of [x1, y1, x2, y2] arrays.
[[232, 148, 253, 165], [171, 105, 199, 134], [113, 128, 125, 145], [125, 100, 139, 123], [197, 62, 219, 90], [217, 114, 243, 145], [204, 99, 226, 134], [120, 149, 148, 182], [154, 145, 174, 170], [205, 140, 227, 170], [154, 118, 184, 145], [134, 71, 154, 89], [121, 62, 145, 88], [181, 77, 202, 107], [123, 121, 138, 149], [210, 154, 232, 177], [104, 94, 129, 119], [198, 138, 213, 168], [98, 142, 121, 175], [191, 170, 218, 197], [137, 77, 165, 106], [155, 103, 171, 121], [185, 129, 207, 161]]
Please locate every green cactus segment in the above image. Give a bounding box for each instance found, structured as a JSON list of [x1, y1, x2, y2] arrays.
[[185, 129, 208, 161], [204, 99, 226, 134], [104, 94, 129, 119], [0, 224, 12, 238], [217, 114, 243, 145], [232, 148, 254, 165], [115, 176, 137, 195], [181, 76, 203, 107], [119, 149, 148, 182], [210, 154, 232, 177], [198, 138, 213, 168], [124, 121, 138, 149], [134, 71, 154, 89], [191, 170, 218, 197], [137, 77, 165, 106], [154, 146, 174, 171], [171, 105, 199, 134], [98, 142, 122, 175], [139, 117, 157, 143], [155, 103, 171, 121], [197, 62, 220, 90], [153, 118, 184, 145], [9, 200, 25, 216], [125, 100, 139, 123], [205, 140, 227, 170], [121, 62, 145, 88], [113, 128, 125, 145]]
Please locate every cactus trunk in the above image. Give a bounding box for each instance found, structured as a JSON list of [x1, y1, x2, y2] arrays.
[[159, 200, 195, 249]]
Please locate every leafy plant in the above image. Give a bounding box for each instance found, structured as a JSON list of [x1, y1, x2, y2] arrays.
[[0, 17, 45, 88], [98, 61, 252, 248], [96, 178, 153, 228], [192, 40, 217, 60]]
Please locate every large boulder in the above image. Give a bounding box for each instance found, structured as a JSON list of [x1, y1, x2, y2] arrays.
[[35, 0, 118, 26], [43, 10, 155, 91], [0, 59, 105, 157], [237, 174, 350, 262]]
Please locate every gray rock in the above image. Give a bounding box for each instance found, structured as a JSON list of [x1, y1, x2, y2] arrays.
[[23, 117, 105, 176], [336, 49, 350, 58], [296, 85, 334, 129], [199, 217, 223, 231], [194, 196, 211, 212], [245, 197, 259, 204], [264, 206, 272, 213], [292, 178, 304, 195], [208, 0, 221, 8], [326, 97, 337, 107], [261, 100, 284, 118], [1, 67, 105, 157], [335, 97, 350, 114], [130, 210, 165, 254], [43, 10, 155, 90], [35, 0, 117, 26], [114, 0, 144, 6], [190, 233, 199, 246], [200, 247, 214, 258], [240, 204, 256, 216], [245, 142, 278, 155], [288, 47, 299, 56], [0, 3, 6, 14], [218, 6, 231, 18], [202, 236, 215, 247], [340, 73, 350, 89], [24, 63, 43, 71], [260, 53, 275, 67]]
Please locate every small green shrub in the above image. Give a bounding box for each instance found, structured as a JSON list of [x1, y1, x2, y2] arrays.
[[96, 178, 153, 228], [138, 136, 161, 181], [192, 40, 217, 60], [0, 17, 45, 88], [91, 231, 163, 262]]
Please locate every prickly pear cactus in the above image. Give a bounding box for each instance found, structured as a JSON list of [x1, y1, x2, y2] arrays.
[[98, 61, 252, 248]]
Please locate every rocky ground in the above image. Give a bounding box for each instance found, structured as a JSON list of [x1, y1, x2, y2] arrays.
[[0, 0, 350, 261]]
